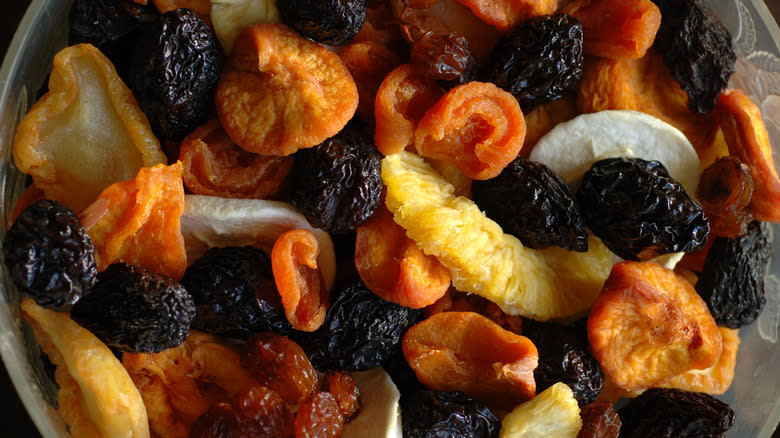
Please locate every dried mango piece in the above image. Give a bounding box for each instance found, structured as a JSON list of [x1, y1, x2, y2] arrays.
[[12, 44, 166, 213], [340, 40, 403, 123], [79, 162, 187, 280], [659, 327, 739, 395], [454, 0, 557, 32], [21, 298, 149, 438]]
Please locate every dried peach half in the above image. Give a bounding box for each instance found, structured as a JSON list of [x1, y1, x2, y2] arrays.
[[339, 40, 402, 124], [454, 0, 557, 32], [588, 261, 722, 391], [13, 43, 166, 213], [659, 327, 739, 395]]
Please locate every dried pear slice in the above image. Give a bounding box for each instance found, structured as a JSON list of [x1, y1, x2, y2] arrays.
[[21, 298, 150, 438], [342, 367, 402, 438], [13, 44, 166, 213], [381, 151, 614, 321], [499, 382, 582, 438], [211, 0, 280, 54]]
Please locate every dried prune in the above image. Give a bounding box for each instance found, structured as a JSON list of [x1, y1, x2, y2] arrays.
[[3, 200, 97, 310], [472, 158, 588, 251], [576, 157, 709, 261], [482, 13, 583, 113], [695, 221, 771, 328], [180, 246, 293, 339], [401, 390, 500, 438], [618, 388, 734, 437], [277, 0, 367, 45], [294, 392, 344, 438], [292, 123, 383, 235], [410, 32, 477, 89], [293, 280, 423, 371], [651, 0, 735, 115], [578, 401, 620, 438], [70, 263, 195, 353], [128, 8, 220, 142]]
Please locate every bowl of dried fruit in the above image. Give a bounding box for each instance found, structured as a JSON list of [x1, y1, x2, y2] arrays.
[[1, 0, 780, 437]]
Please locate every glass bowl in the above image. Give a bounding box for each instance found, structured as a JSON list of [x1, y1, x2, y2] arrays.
[[0, 0, 778, 436]]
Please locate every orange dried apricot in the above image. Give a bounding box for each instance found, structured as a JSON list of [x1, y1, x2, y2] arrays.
[[414, 81, 526, 180], [79, 162, 187, 280], [271, 229, 329, 332], [216, 23, 358, 156], [10, 184, 45, 223], [522, 94, 579, 156], [588, 261, 722, 391], [403, 311, 538, 409], [425, 289, 524, 334], [659, 327, 739, 395], [339, 41, 402, 123], [453, 0, 557, 31], [179, 120, 294, 199], [152, 0, 211, 23]]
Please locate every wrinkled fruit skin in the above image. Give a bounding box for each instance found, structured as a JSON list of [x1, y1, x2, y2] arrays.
[[696, 221, 771, 328], [401, 390, 500, 438], [577, 401, 620, 438], [278, 0, 366, 45], [128, 8, 220, 142], [618, 388, 735, 437], [70, 263, 195, 353], [651, 0, 735, 115], [577, 157, 709, 261], [411, 33, 477, 90], [472, 157, 588, 251], [180, 246, 293, 339], [3, 200, 97, 310], [293, 123, 383, 234], [483, 13, 583, 113]]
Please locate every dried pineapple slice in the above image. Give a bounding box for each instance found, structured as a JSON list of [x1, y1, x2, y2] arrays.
[[381, 151, 614, 320], [500, 382, 582, 438], [21, 298, 149, 438]]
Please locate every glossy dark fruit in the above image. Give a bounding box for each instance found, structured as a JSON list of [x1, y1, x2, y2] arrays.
[[472, 158, 588, 251], [618, 388, 734, 437], [292, 123, 383, 235], [383, 348, 427, 397], [521, 319, 603, 406], [180, 246, 293, 339], [652, 0, 735, 115], [411, 32, 477, 90], [401, 390, 500, 438], [577, 401, 621, 438], [576, 157, 710, 261], [128, 8, 220, 142], [189, 403, 241, 438], [3, 200, 97, 310], [482, 13, 583, 113], [696, 221, 771, 328], [293, 281, 423, 371], [277, 0, 367, 45], [70, 263, 195, 353]]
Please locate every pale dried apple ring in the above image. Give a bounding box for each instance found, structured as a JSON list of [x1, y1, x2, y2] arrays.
[[21, 298, 150, 438], [13, 43, 166, 213]]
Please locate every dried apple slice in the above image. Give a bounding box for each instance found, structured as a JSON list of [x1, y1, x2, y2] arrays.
[[588, 261, 722, 391]]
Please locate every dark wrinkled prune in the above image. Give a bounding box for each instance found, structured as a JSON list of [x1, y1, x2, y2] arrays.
[[401, 390, 500, 438], [576, 158, 709, 261], [578, 401, 621, 438], [292, 123, 383, 235], [128, 8, 220, 142], [521, 319, 603, 405], [180, 246, 293, 339], [293, 281, 423, 371], [278, 0, 367, 45], [482, 13, 583, 113], [696, 221, 771, 328], [618, 388, 734, 437], [411, 32, 477, 90], [651, 0, 736, 115], [2, 200, 97, 310], [70, 263, 195, 353], [472, 158, 588, 251]]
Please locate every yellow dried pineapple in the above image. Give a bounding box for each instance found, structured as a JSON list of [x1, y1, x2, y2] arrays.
[[500, 382, 582, 438], [381, 151, 614, 320]]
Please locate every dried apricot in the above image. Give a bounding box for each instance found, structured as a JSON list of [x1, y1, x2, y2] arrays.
[[10, 183, 45, 222], [587, 261, 722, 391], [151, 0, 211, 23], [339, 40, 402, 123], [696, 156, 754, 237], [522, 95, 579, 156], [453, 0, 556, 31], [659, 327, 739, 395], [216, 23, 358, 156]]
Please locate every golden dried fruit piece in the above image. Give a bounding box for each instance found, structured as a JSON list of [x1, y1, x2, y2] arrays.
[[210, 0, 280, 54], [13, 43, 166, 213], [499, 382, 582, 438], [21, 298, 149, 438], [659, 327, 740, 395], [588, 261, 723, 391]]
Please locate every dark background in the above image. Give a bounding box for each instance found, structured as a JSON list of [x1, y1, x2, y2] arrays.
[[1, 0, 780, 437]]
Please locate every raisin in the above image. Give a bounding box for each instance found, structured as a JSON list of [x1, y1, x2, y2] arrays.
[[128, 8, 220, 142], [576, 157, 709, 261], [577, 401, 620, 438], [618, 388, 734, 437], [190, 403, 241, 438], [277, 0, 367, 45], [651, 0, 735, 115], [322, 371, 361, 422], [292, 123, 383, 235], [294, 392, 344, 438], [2, 200, 97, 310], [695, 221, 771, 328], [233, 385, 295, 438], [482, 13, 583, 113], [401, 390, 500, 438], [70, 263, 195, 353], [410, 32, 477, 90], [472, 158, 588, 251], [180, 246, 293, 339]]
